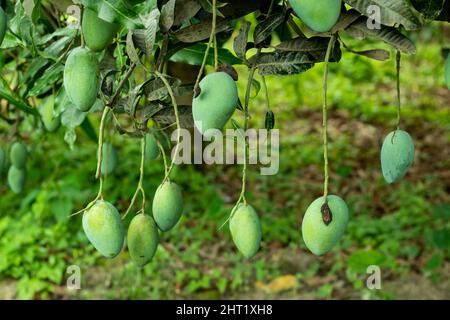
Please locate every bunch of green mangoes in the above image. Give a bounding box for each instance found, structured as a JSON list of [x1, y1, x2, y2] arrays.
[[82, 201, 160, 267], [63, 6, 120, 112], [0, 6, 6, 47], [288, 0, 342, 33], [7, 142, 28, 194], [82, 176, 184, 267]]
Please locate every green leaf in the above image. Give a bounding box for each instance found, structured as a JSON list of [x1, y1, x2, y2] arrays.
[[251, 51, 314, 76], [160, 0, 176, 32], [345, 17, 416, 54], [170, 43, 242, 66], [276, 36, 342, 62], [28, 63, 64, 97], [233, 21, 251, 61], [253, 13, 284, 46], [344, 0, 422, 30]]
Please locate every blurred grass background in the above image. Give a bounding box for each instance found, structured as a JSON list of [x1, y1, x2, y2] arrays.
[[0, 24, 449, 300]]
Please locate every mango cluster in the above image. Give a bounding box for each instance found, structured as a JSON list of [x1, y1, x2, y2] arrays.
[[82, 180, 184, 267], [63, 8, 119, 112], [6, 142, 28, 194]]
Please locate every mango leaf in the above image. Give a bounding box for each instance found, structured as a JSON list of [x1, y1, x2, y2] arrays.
[[144, 76, 182, 101], [133, 8, 160, 56], [170, 43, 242, 66], [27, 63, 64, 97], [173, 0, 202, 25], [250, 51, 315, 76], [346, 48, 390, 61], [345, 17, 416, 54], [276, 37, 342, 63], [174, 18, 231, 43], [331, 9, 361, 33], [152, 105, 194, 128], [160, 0, 176, 32], [81, 0, 141, 29], [344, 0, 422, 30], [233, 21, 251, 60], [253, 12, 284, 46], [126, 31, 141, 65]]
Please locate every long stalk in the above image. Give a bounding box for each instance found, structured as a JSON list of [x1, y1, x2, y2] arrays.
[[322, 35, 336, 200]]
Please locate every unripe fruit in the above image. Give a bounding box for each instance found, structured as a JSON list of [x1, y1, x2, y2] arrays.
[[82, 8, 119, 52], [229, 204, 262, 258], [145, 133, 159, 162], [10, 142, 27, 169], [101, 142, 118, 176], [8, 166, 26, 194], [82, 200, 125, 258], [445, 53, 450, 90], [127, 214, 159, 267], [64, 47, 99, 112], [380, 130, 415, 184], [192, 72, 238, 136], [289, 0, 341, 33], [302, 195, 349, 256], [0, 7, 6, 47], [39, 97, 61, 132], [152, 181, 183, 231]]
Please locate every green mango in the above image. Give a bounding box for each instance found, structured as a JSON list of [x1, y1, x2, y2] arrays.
[[82, 200, 125, 258], [64, 47, 99, 112], [145, 133, 159, 162], [380, 130, 415, 184], [445, 53, 450, 90], [152, 181, 183, 231], [0, 7, 6, 47], [289, 0, 341, 33], [10, 142, 27, 169], [127, 214, 159, 267], [101, 142, 118, 176], [82, 8, 119, 52], [39, 96, 61, 132], [229, 204, 262, 258], [302, 195, 349, 256], [8, 166, 26, 194], [192, 72, 238, 136]]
